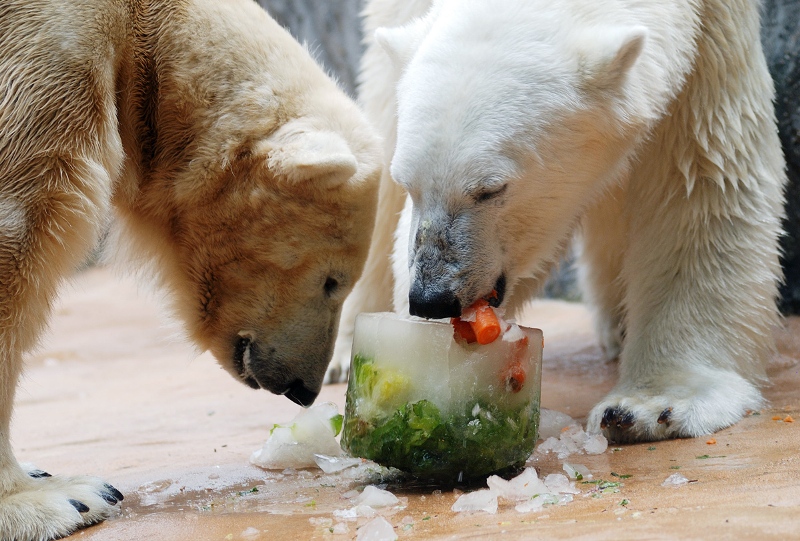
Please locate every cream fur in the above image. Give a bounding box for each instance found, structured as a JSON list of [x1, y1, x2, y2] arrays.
[[334, 0, 786, 444], [0, 0, 380, 539]]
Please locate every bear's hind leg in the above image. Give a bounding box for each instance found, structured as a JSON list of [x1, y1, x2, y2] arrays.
[[327, 168, 406, 383], [577, 182, 630, 361]]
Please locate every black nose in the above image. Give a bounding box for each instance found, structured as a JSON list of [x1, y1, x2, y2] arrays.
[[408, 286, 461, 319], [285, 380, 318, 407]]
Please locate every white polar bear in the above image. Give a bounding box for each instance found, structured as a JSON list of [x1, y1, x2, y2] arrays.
[[332, 0, 787, 443]]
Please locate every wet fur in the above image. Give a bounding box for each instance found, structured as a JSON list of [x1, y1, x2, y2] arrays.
[[0, 0, 380, 539], [332, 0, 786, 445]]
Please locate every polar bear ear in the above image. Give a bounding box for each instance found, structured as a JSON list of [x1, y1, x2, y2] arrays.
[[257, 127, 358, 187], [580, 26, 647, 91], [374, 13, 434, 70], [375, 26, 417, 69]]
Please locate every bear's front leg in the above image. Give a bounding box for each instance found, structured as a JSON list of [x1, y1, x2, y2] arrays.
[[0, 154, 124, 538], [587, 137, 785, 443], [0, 462, 123, 541], [0, 185, 125, 539], [587, 210, 781, 440]]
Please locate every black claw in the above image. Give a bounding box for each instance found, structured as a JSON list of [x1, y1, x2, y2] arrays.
[[28, 469, 52, 478], [104, 483, 124, 502], [600, 407, 621, 429], [69, 499, 90, 513], [618, 410, 635, 429], [100, 491, 119, 505], [657, 407, 673, 426], [601, 406, 636, 432]]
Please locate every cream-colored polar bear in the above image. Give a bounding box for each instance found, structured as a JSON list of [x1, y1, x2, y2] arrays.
[[0, 0, 380, 539], [331, 0, 786, 444]]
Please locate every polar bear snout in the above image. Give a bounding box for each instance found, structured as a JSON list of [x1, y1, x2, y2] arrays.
[[231, 335, 321, 407], [283, 380, 320, 407], [408, 281, 461, 319], [407, 269, 506, 319]]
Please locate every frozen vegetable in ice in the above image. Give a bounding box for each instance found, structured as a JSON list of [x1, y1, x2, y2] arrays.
[[341, 312, 542, 482]]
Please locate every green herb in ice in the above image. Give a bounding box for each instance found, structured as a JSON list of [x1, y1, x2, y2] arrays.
[[342, 355, 539, 482]]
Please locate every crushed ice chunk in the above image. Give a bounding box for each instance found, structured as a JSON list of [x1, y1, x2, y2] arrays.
[[562, 463, 592, 481], [240, 527, 260, 538], [354, 486, 399, 508], [453, 467, 581, 515], [356, 516, 398, 541], [514, 493, 556, 513], [486, 467, 547, 500], [333, 508, 358, 520], [662, 473, 690, 487], [451, 489, 499, 514], [250, 402, 343, 470], [538, 409, 577, 440], [334, 505, 378, 519], [353, 505, 377, 517], [544, 473, 580, 494], [502, 323, 525, 343], [332, 522, 350, 535], [535, 423, 608, 459], [314, 454, 362, 473], [583, 434, 609, 455]]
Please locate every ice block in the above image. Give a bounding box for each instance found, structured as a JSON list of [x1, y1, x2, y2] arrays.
[[341, 312, 542, 483]]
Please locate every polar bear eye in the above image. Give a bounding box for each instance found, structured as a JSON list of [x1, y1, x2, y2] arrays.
[[474, 184, 508, 204], [324, 276, 340, 296]]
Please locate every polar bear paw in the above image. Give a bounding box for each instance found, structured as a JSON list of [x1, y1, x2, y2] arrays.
[[0, 466, 123, 541], [586, 370, 764, 443]]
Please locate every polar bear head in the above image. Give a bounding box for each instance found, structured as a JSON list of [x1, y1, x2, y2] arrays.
[[378, 1, 651, 318], [114, 109, 380, 407], [107, 2, 383, 407]]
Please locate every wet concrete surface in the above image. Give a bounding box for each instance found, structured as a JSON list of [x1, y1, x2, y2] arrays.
[[12, 267, 800, 540]]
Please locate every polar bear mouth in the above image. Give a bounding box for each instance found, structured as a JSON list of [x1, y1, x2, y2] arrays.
[[232, 334, 320, 407], [488, 274, 506, 308], [233, 335, 260, 389]]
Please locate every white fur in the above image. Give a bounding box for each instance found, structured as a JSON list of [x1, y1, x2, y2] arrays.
[[336, 0, 786, 441], [0, 465, 119, 541]]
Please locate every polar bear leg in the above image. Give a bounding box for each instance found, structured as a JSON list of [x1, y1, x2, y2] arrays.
[[391, 195, 414, 318], [577, 182, 630, 361], [1, 36, 124, 535], [0, 154, 123, 539], [327, 172, 407, 383], [587, 151, 783, 443], [0, 465, 123, 541]]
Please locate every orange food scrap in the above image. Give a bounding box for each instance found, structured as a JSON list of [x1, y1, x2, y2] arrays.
[[451, 298, 502, 345], [784, 415, 794, 423], [503, 361, 526, 393], [502, 336, 529, 393], [451, 317, 477, 344], [471, 300, 502, 344], [706, 438, 717, 445], [772, 416, 783, 421]]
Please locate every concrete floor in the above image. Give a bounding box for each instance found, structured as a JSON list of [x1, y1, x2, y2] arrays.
[[11, 267, 800, 541]]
